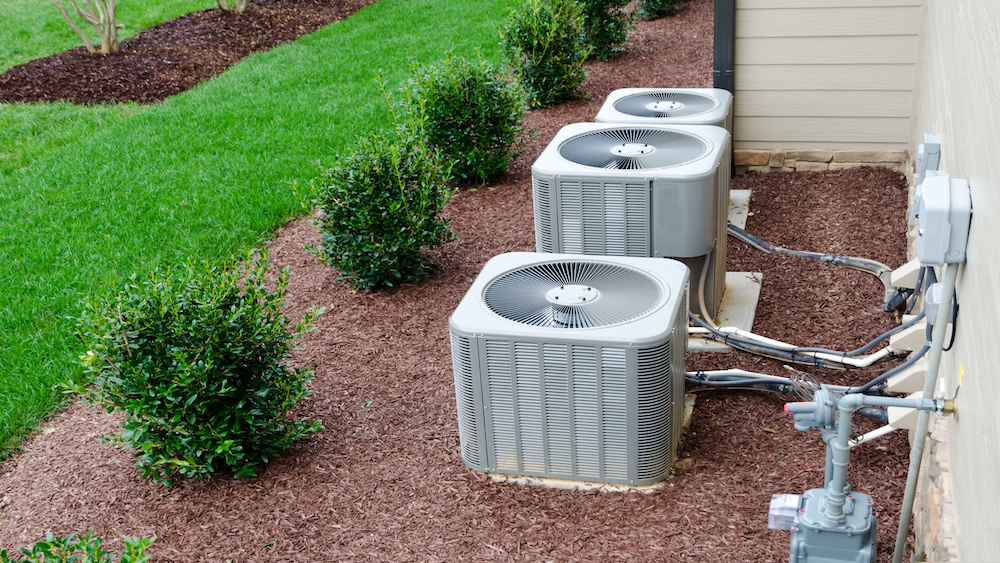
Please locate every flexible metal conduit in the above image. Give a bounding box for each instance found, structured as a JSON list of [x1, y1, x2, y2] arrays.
[[728, 224, 898, 308]]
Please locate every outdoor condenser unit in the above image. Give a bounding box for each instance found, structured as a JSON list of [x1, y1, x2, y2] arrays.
[[449, 252, 689, 486], [531, 123, 730, 317], [594, 88, 734, 134]]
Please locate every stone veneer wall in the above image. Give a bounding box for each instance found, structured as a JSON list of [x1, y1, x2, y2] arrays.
[[733, 149, 907, 175], [914, 417, 960, 562]]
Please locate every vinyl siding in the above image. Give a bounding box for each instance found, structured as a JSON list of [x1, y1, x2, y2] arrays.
[[909, 1, 1000, 560], [733, 0, 922, 150]]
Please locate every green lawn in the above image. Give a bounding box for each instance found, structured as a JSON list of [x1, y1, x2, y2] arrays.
[[0, 0, 515, 457]]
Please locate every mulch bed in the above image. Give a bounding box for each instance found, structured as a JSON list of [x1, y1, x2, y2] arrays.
[[0, 0, 916, 561], [0, 0, 375, 104]]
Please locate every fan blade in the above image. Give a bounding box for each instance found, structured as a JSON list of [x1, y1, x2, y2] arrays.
[[613, 91, 718, 118], [483, 260, 665, 328], [559, 128, 710, 170]]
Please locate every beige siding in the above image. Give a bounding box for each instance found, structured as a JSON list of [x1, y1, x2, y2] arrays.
[[735, 64, 915, 91], [734, 0, 922, 150], [737, 7, 920, 37], [736, 117, 910, 143], [909, 1, 1000, 561], [735, 91, 913, 117]]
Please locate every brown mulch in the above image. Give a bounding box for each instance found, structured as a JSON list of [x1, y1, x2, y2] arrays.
[[0, 0, 915, 561], [0, 0, 375, 104]]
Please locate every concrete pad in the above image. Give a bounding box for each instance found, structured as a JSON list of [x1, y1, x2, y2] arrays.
[[487, 473, 670, 493], [688, 271, 763, 353], [728, 189, 752, 229]]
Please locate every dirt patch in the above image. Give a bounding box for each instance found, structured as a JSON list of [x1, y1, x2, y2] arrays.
[[0, 0, 916, 561]]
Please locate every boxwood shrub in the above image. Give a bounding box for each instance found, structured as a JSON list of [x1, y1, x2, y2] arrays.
[[637, 0, 684, 20], [76, 250, 323, 485], [579, 0, 635, 61], [310, 131, 455, 289], [400, 52, 529, 185], [500, 0, 591, 108]]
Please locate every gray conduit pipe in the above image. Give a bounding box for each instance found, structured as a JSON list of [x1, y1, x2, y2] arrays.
[[824, 393, 939, 528], [892, 262, 960, 563]]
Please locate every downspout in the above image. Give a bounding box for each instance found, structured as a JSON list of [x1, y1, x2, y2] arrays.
[[713, 0, 736, 93], [714, 0, 735, 174]]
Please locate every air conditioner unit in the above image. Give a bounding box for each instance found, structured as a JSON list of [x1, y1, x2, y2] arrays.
[[595, 88, 733, 135], [449, 252, 689, 486], [531, 123, 729, 317]]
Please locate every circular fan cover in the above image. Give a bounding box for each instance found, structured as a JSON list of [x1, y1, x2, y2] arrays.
[[483, 260, 666, 329], [558, 127, 709, 170], [613, 91, 718, 118]]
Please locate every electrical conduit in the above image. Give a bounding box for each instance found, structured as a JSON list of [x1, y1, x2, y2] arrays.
[[892, 262, 960, 563]]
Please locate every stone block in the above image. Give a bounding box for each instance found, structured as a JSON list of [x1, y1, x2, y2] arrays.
[[795, 161, 829, 172], [781, 167, 795, 173], [829, 162, 899, 171], [784, 150, 834, 163], [734, 150, 770, 166], [784, 159, 797, 168], [768, 151, 785, 168], [832, 150, 907, 163]]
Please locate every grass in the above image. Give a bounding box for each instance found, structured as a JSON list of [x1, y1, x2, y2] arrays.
[[0, 0, 516, 457], [0, 102, 144, 175]]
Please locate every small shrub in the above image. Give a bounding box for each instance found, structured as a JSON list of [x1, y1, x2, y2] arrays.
[[1, 531, 154, 563], [52, 0, 122, 54], [76, 250, 323, 485], [579, 0, 635, 61], [499, 0, 591, 108], [399, 52, 529, 185], [310, 131, 456, 289], [637, 0, 684, 20]]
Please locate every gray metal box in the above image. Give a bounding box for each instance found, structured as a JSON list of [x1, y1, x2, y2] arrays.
[[790, 488, 877, 563]]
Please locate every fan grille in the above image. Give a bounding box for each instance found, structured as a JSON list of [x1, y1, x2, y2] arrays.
[[558, 127, 709, 170], [483, 260, 665, 329], [613, 91, 718, 118]]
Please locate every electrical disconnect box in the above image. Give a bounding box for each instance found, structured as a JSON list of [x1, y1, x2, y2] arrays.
[[910, 174, 972, 266]]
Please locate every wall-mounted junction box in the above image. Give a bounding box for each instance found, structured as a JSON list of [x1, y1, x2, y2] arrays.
[[910, 174, 972, 266]]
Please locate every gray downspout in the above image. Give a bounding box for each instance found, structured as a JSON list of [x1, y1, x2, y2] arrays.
[[714, 0, 735, 175], [713, 0, 736, 93]]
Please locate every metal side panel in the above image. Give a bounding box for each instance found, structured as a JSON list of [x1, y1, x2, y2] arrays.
[[634, 341, 674, 484], [651, 177, 717, 258], [555, 178, 651, 257], [478, 337, 640, 485], [532, 175, 558, 253], [450, 331, 487, 471], [714, 136, 731, 305], [670, 291, 689, 453]]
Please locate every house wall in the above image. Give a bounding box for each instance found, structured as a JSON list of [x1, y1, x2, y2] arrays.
[[908, 0, 1000, 561], [733, 0, 922, 150]]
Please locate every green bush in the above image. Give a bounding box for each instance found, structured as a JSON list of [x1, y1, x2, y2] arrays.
[[1, 531, 154, 563], [76, 250, 323, 485], [637, 0, 684, 20], [400, 53, 529, 185], [310, 131, 456, 289], [579, 0, 635, 60], [499, 0, 591, 108]]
